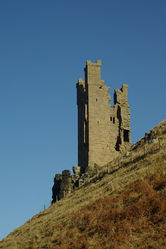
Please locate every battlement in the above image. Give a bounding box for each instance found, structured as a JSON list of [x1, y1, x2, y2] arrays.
[[86, 60, 102, 66], [84, 60, 102, 85]]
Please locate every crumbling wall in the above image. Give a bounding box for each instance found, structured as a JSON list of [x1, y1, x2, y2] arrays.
[[52, 170, 73, 202], [52, 166, 90, 203], [52, 174, 62, 202], [114, 84, 131, 153]]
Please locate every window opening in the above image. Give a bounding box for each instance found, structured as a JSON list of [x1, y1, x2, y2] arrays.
[[124, 129, 129, 142], [110, 117, 115, 123]]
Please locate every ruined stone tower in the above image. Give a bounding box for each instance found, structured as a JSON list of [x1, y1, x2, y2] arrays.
[[52, 60, 131, 203], [77, 60, 131, 172]]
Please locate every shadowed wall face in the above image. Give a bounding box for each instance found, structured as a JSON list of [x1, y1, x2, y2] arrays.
[[77, 60, 131, 172], [77, 78, 88, 170]]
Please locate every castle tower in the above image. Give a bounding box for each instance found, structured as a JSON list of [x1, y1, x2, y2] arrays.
[[77, 60, 131, 172]]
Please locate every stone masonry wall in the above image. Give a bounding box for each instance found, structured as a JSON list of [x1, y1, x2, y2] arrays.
[[77, 60, 131, 172]]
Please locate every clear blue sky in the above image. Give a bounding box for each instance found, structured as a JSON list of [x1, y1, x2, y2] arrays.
[[0, 0, 166, 240]]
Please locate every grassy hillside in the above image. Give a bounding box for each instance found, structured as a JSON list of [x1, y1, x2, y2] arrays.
[[0, 120, 166, 249]]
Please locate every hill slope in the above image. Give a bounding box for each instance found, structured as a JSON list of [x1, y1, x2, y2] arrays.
[[0, 120, 166, 249]]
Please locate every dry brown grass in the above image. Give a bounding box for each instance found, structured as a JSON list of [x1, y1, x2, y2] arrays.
[[0, 120, 166, 249], [58, 171, 166, 249]]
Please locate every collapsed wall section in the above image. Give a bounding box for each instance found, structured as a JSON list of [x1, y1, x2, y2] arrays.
[[114, 84, 131, 152], [52, 166, 88, 203]]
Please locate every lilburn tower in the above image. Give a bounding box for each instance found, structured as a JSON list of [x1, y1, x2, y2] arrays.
[[77, 60, 131, 172], [52, 60, 131, 202]]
